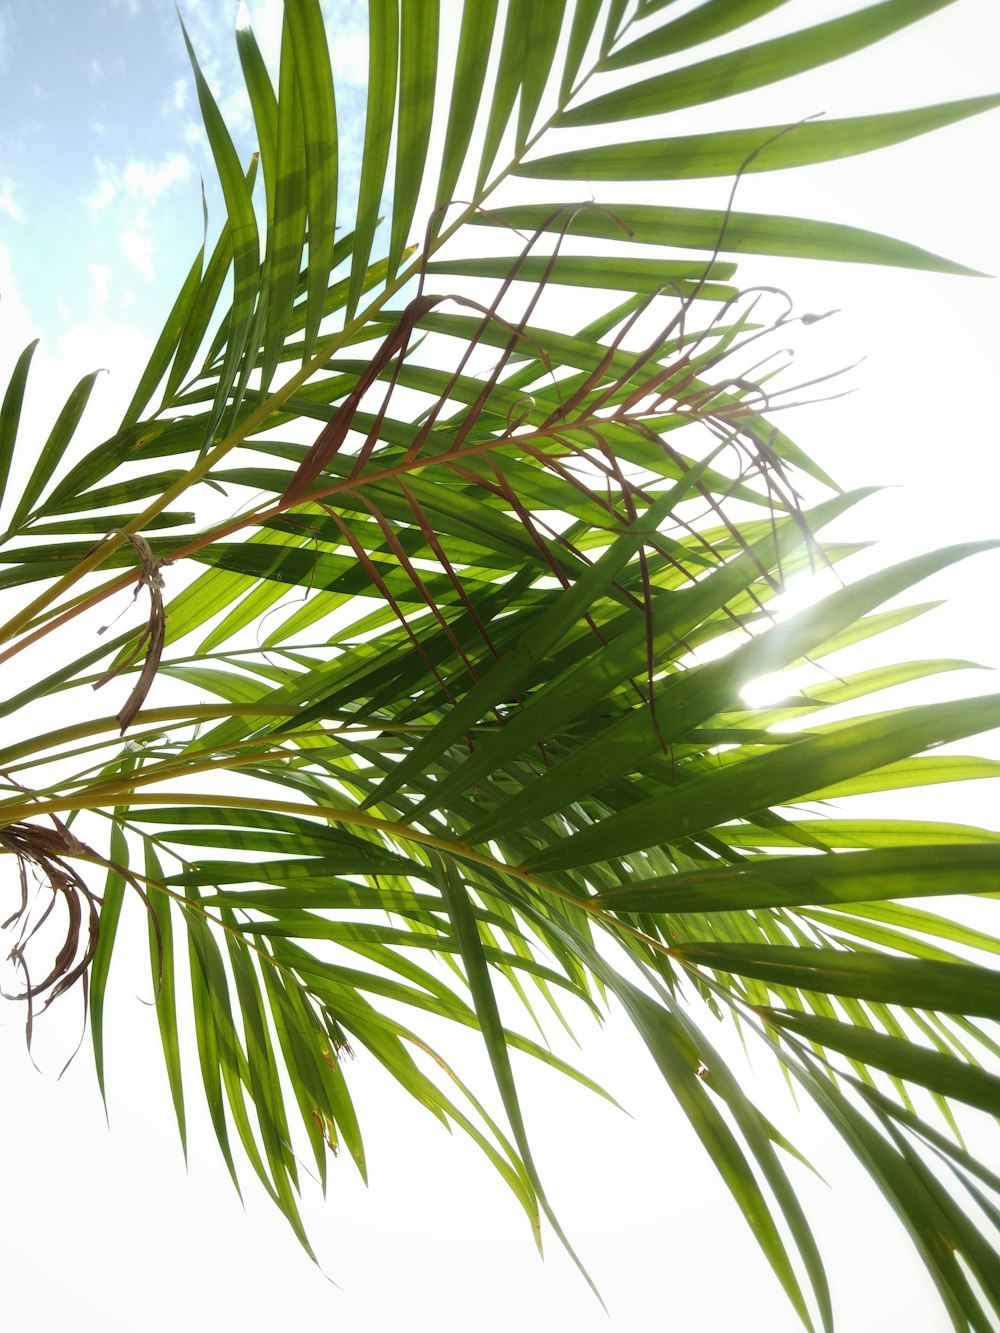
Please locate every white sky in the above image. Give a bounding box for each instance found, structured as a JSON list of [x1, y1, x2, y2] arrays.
[[1, 2, 999, 1330]]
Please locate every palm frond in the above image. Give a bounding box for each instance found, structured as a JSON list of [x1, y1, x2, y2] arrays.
[[1, 4, 998, 1329]]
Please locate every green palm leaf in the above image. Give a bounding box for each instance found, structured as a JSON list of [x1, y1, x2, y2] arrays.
[[1, 3, 998, 1328]]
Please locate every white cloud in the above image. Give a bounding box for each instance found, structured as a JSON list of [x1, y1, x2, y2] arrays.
[[0, 177, 24, 222], [89, 263, 113, 304], [221, 85, 252, 133], [85, 176, 117, 215], [171, 77, 187, 111], [85, 49, 125, 84], [330, 30, 368, 85], [120, 227, 155, 281], [0, 241, 39, 356], [84, 151, 193, 281], [0, 246, 151, 492], [123, 151, 192, 205], [244, 0, 282, 71]]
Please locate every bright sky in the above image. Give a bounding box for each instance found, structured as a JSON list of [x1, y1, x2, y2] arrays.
[[1, 2, 999, 1331]]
